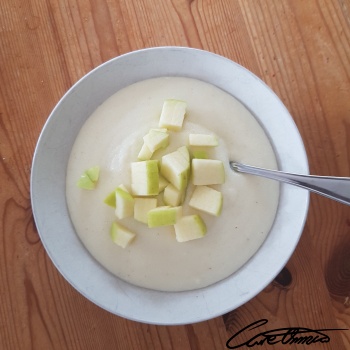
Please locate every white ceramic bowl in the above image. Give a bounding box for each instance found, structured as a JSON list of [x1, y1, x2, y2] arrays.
[[31, 47, 309, 325]]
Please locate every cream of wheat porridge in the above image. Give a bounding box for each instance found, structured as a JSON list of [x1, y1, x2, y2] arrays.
[[66, 77, 279, 292]]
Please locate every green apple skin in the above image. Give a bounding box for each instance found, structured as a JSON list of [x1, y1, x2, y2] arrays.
[[158, 99, 187, 131], [189, 185, 223, 216], [77, 166, 100, 190], [191, 159, 225, 185], [131, 160, 159, 196], [110, 222, 136, 248], [174, 215, 207, 242], [147, 206, 182, 228], [104, 188, 118, 207], [77, 173, 96, 190], [85, 166, 100, 182], [192, 150, 208, 159]]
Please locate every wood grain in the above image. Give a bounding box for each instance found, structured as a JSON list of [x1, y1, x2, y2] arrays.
[[0, 0, 349, 349]]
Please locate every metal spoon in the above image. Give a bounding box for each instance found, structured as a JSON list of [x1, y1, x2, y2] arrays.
[[229, 161, 350, 206]]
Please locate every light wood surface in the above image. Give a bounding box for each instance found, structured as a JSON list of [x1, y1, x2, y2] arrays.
[[1, 0, 349, 349]]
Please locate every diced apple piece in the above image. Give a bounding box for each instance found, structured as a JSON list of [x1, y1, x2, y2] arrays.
[[77, 173, 96, 190], [85, 166, 100, 182], [177, 145, 190, 162], [131, 160, 159, 196], [134, 197, 158, 224], [77, 166, 100, 190], [163, 184, 185, 207], [110, 222, 136, 248], [189, 185, 223, 216], [189, 134, 218, 147], [104, 188, 117, 207], [143, 129, 169, 153], [161, 150, 190, 191], [138, 143, 153, 161], [158, 99, 187, 131], [192, 150, 208, 159], [192, 159, 225, 185], [158, 175, 169, 192], [147, 206, 182, 228], [174, 215, 207, 242], [115, 185, 134, 219]]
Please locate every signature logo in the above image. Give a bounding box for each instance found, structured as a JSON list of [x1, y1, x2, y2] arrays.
[[226, 319, 348, 348]]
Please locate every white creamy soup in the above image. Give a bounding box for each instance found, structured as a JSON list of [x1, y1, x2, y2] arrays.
[[66, 77, 279, 292]]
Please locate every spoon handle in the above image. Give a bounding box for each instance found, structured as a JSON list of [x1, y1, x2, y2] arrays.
[[230, 162, 350, 206]]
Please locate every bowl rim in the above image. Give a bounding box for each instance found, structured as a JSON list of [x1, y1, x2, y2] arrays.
[[31, 46, 309, 325]]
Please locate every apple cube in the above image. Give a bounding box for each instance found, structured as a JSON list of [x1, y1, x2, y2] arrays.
[[189, 134, 218, 147], [104, 184, 128, 208], [76, 173, 96, 190], [138, 142, 153, 161], [77, 166, 100, 190], [177, 145, 190, 162], [163, 183, 185, 207], [131, 160, 159, 196], [110, 222, 136, 248], [143, 129, 169, 153], [192, 159, 225, 185], [158, 99, 187, 131], [174, 215, 207, 242], [85, 166, 100, 182], [134, 197, 158, 224], [104, 188, 118, 207], [147, 206, 182, 228], [189, 185, 223, 216], [115, 185, 134, 219], [160, 149, 190, 191]]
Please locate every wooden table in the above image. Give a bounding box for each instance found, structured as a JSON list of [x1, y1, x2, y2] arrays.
[[1, 1, 349, 349]]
